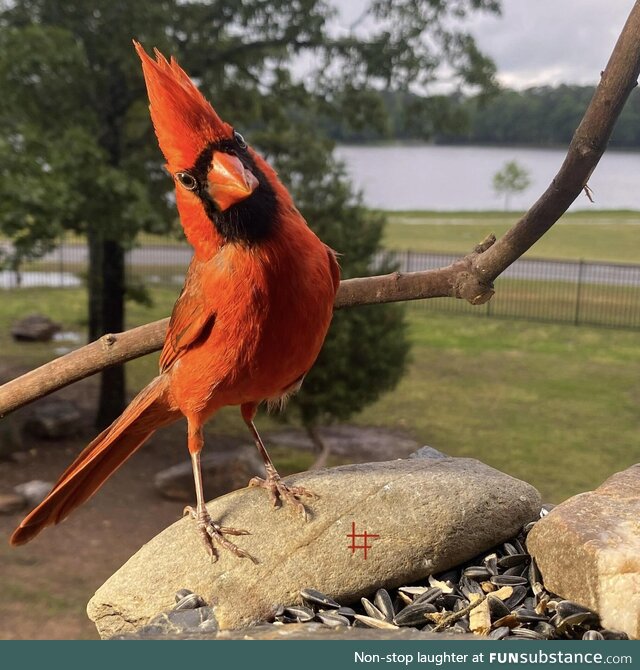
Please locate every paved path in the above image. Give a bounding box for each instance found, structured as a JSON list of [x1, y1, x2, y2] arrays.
[[3, 244, 640, 288]]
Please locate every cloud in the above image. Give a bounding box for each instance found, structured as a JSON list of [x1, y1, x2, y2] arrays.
[[469, 0, 632, 88], [332, 0, 632, 89]]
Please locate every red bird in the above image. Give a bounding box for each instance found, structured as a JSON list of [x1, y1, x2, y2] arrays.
[[10, 43, 340, 561]]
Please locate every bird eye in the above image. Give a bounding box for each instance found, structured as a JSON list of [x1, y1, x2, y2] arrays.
[[234, 131, 247, 149], [175, 171, 198, 191]]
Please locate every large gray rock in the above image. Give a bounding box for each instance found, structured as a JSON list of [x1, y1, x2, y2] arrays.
[[14, 480, 54, 507], [155, 447, 265, 502], [88, 457, 540, 638], [23, 399, 82, 439], [11, 314, 61, 342], [527, 464, 640, 639]]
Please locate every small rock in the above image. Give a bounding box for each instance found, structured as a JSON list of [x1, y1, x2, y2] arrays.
[[23, 399, 82, 439], [11, 314, 61, 342], [409, 446, 448, 460], [88, 456, 540, 638], [154, 447, 266, 501], [527, 464, 640, 640], [14, 480, 53, 507], [0, 492, 27, 514], [266, 425, 420, 460]]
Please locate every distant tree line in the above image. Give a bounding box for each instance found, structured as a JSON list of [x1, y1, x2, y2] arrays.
[[324, 85, 640, 148]]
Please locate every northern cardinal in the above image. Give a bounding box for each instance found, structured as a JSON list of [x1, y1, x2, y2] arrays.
[[10, 43, 340, 561]]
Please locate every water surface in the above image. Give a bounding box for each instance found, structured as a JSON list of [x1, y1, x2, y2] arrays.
[[335, 144, 640, 212]]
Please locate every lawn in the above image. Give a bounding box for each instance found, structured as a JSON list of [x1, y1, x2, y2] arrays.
[[356, 310, 640, 503], [384, 210, 640, 263], [2, 286, 638, 503]]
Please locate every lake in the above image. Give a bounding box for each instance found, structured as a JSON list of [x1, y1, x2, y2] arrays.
[[335, 144, 640, 212]]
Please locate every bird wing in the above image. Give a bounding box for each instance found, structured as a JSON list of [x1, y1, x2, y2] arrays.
[[326, 245, 341, 293], [160, 258, 217, 373]]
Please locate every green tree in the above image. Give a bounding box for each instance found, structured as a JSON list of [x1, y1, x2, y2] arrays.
[[0, 0, 499, 431], [264, 125, 409, 462], [492, 160, 531, 210]]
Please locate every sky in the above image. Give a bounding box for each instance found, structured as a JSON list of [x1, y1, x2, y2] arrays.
[[335, 0, 634, 89]]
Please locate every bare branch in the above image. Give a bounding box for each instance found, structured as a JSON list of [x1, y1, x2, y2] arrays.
[[0, 238, 496, 418], [1, 2, 640, 418], [474, 2, 640, 281]]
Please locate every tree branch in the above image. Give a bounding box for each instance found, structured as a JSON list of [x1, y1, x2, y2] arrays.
[[0, 237, 495, 418], [1, 2, 639, 418], [474, 2, 640, 280]]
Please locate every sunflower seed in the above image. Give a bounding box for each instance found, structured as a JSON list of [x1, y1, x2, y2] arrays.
[[511, 627, 544, 640], [398, 586, 428, 596], [413, 587, 443, 605], [493, 614, 520, 629], [317, 611, 350, 627], [498, 554, 529, 569], [503, 565, 528, 578], [502, 542, 520, 556], [514, 608, 547, 624], [374, 589, 395, 621], [489, 626, 511, 639], [175, 589, 194, 603], [173, 592, 204, 611], [535, 621, 557, 639], [483, 553, 499, 575], [583, 630, 604, 640], [503, 585, 528, 610], [459, 576, 484, 598], [555, 600, 596, 620], [490, 575, 528, 587], [397, 592, 413, 606], [487, 595, 511, 621], [337, 606, 356, 618], [284, 605, 314, 622], [394, 601, 437, 626], [354, 614, 398, 630], [463, 566, 491, 580], [301, 588, 339, 609], [361, 597, 385, 621]]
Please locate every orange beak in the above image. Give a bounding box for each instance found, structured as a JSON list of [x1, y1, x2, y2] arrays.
[[208, 152, 259, 211]]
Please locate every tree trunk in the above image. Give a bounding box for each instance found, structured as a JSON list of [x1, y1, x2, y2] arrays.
[[87, 225, 127, 429], [306, 424, 331, 470]]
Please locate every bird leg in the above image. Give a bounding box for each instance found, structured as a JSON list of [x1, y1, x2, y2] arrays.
[[244, 415, 317, 520], [186, 429, 257, 563]]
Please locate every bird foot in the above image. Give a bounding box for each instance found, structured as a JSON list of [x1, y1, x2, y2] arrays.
[[183, 506, 258, 564], [248, 471, 317, 520]]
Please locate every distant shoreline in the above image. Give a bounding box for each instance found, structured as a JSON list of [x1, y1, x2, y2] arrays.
[[336, 141, 640, 155]]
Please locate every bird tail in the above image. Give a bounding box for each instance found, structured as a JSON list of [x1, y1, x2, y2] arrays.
[[10, 375, 179, 546]]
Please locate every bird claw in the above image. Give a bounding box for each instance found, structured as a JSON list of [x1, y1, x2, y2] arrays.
[[183, 506, 258, 563], [248, 474, 317, 520]]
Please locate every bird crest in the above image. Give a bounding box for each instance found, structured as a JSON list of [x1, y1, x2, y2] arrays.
[[134, 41, 232, 171]]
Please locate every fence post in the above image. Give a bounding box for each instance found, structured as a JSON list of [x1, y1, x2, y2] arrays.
[[59, 234, 64, 288], [574, 258, 585, 326]]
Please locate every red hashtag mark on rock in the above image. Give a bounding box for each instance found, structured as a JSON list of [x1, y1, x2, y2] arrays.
[[346, 521, 380, 560]]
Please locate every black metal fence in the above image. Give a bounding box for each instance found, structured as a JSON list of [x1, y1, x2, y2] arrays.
[[377, 250, 640, 330], [2, 238, 639, 330]]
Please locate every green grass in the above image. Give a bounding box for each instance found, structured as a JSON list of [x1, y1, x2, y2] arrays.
[[355, 311, 640, 503], [417, 278, 640, 329], [384, 210, 640, 263], [2, 286, 638, 503]]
